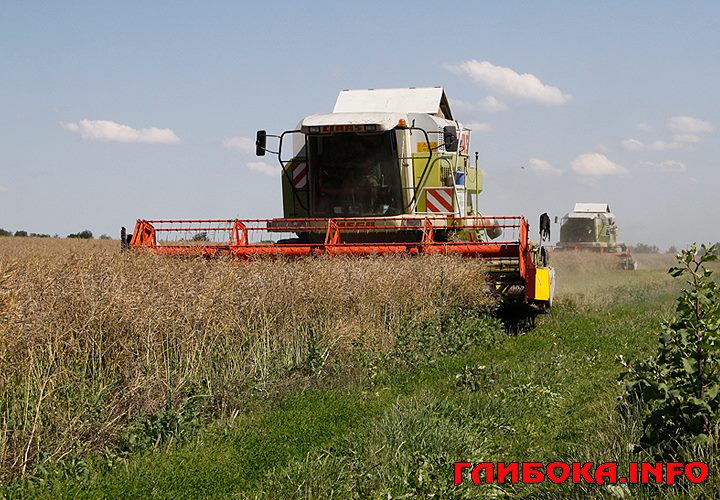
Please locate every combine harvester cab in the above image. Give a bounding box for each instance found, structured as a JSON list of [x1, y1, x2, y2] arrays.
[[556, 202, 637, 270], [126, 87, 555, 313]]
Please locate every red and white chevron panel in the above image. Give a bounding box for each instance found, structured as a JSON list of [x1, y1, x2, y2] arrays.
[[425, 187, 455, 213], [459, 130, 470, 154], [291, 161, 307, 189]]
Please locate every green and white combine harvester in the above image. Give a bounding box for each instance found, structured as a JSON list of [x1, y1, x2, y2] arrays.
[[128, 87, 555, 318], [555, 203, 637, 270]]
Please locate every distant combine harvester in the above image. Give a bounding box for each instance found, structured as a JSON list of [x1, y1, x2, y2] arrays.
[[555, 203, 637, 270]]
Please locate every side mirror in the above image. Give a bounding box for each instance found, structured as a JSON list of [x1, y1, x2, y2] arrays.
[[539, 213, 551, 241], [255, 130, 267, 156], [443, 125, 458, 152]]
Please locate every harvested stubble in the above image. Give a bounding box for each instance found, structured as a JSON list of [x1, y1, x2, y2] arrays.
[[549, 250, 677, 310], [0, 238, 492, 480]]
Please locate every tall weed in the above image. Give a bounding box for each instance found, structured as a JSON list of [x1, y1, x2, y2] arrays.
[[0, 238, 493, 480]]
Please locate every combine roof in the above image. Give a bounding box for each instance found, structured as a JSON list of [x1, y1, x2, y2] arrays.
[[573, 203, 610, 213], [333, 87, 454, 120], [566, 202, 615, 221], [301, 112, 406, 132]]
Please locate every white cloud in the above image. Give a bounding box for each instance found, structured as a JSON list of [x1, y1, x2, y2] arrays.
[[641, 160, 687, 172], [667, 116, 713, 134], [527, 158, 563, 175], [62, 119, 180, 144], [647, 140, 682, 151], [570, 153, 627, 176], [624, 117, 712, 152], [621, 139, 645, 152], [247, 161, 279, 177], [452, 96, 507, 114], [637, 123, 654, 132], [462, 121, 492, 132], [0, 185, 7, 192], [673, 133, 702, 144], [446, 59, 572, 105], [621, 138, 682, 151], [476, 96, 507, 112], [223, 136, 256, 154]]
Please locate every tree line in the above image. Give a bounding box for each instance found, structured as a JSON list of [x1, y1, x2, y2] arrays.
[[0, 229, 111, 239], [632, 243, 720, 255]]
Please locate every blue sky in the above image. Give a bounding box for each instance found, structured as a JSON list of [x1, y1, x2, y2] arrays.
[[1, 1, 718, 248]]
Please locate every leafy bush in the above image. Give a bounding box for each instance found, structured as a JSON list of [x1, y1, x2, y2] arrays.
[[633, 243, 660, 254], [120, 393, 204, 452], [620, 243, 720, 458], [67, 230, 93, 239], [14, 230, 28, 237], [455, 364, 497, 392], [390, 313, 501, 368], [0, 228, 11, 237]]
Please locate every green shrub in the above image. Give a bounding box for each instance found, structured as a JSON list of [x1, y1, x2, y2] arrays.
[[67, 230, 93, 239], [455, 364, 497, 392], [120, 393, 205, 452], [633, 243, 660, 254], [620, 243, 720, 458]]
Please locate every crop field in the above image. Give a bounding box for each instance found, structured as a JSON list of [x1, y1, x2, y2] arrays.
[[0, 239, 494, 482], [1, 238, 718, 498]]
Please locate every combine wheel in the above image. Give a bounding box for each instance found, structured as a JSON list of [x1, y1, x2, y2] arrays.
[[496, 301, 539, 334]]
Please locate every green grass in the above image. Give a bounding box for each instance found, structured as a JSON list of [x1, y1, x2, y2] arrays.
[[6, 260, 718, 498]]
